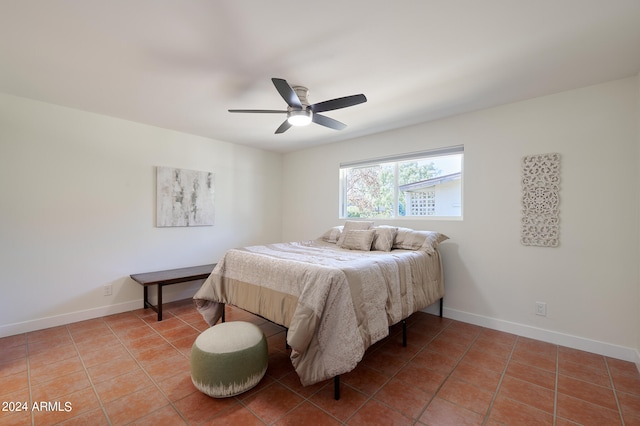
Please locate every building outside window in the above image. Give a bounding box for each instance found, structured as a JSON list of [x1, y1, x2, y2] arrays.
[[400, 172, 461, 217], [406, 190, 435, 216]]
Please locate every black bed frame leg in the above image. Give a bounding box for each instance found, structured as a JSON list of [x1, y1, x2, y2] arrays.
[[402, 319, 407, 347], [285, 328, 290, 351], [439, 297, 443, 318], [334, 376, 340, 400]]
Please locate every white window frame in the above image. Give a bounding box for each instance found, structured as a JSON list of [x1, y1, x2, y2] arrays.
[[339, 145, 464, 220]]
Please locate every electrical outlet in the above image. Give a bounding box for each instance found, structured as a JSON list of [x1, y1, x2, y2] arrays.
[[103, 284, 112, 296], [535, 301, 547, 316]]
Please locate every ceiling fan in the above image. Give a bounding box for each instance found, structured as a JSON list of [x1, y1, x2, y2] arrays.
[[228, 78, 367, 134]]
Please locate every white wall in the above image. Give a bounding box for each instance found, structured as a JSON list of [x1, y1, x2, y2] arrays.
[[282, 76, 640, 361], [0, 93, 282, 336]]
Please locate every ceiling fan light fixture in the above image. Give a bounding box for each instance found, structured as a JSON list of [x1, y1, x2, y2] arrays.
[[228, 78, 366, 133], [287, 109, 312, 126]]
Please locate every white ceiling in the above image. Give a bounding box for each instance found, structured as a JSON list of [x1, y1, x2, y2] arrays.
[[1, 1, 640, 153]]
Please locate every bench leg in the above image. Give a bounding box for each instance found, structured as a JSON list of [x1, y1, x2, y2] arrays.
[[143, 286, 149, 310], [157, 284, 163, 321]]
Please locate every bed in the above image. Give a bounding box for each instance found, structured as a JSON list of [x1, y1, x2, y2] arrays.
[[193, 222, 447, 390]]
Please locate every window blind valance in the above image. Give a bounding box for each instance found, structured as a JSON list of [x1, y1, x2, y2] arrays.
[[339, 145, 464, 169]]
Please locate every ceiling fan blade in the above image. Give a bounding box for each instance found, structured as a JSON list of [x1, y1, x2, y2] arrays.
[[311, 94, 367, 113], [272, 78, 302, 108], [312, 114, 347, 131], [275, 120, 292, 134], [228, 109, 287, 114]]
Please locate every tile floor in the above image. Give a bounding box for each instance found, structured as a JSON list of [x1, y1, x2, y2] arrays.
[[1, 299, 640, 425]]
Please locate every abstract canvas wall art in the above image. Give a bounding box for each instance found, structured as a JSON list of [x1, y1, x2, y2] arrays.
[[156, 166, 215, 227], [521, 153, 560, 247]]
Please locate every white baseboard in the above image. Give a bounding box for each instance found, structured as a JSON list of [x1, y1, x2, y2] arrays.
[[442, 307, 639, 363], [0, 289, 200, 338], [0, 300, 141, 338], [634, 349, 640, 374]]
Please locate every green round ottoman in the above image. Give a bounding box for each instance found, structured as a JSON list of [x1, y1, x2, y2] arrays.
[[190, 321, 268, 398]]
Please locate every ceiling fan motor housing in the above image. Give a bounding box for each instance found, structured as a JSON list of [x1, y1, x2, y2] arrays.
[[291, 86, 310, 107], [287, 86, 312, 125]]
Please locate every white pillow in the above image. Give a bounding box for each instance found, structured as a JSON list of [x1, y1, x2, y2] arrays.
[[338, 229, 375, 251], [319, 226, 343, 243], [336, 220, 374, 246], [392, 227, 449, 254], [371, 226, 398, 252]]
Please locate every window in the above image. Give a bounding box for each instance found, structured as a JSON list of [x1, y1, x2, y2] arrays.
[[339, 146, 463, 219]]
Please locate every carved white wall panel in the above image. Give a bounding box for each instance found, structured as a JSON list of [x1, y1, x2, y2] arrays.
[[521, 153, 560, 247]]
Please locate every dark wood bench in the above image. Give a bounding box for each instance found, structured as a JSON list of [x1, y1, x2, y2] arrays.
[[130, 264, 215, 321]]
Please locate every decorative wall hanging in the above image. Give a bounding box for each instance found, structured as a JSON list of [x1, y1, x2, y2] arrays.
[[521, 153, 560, 247], [156, 166, 215, 227]]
